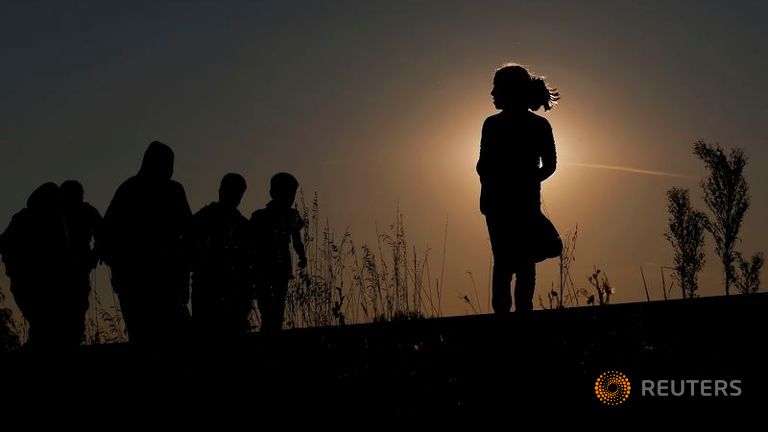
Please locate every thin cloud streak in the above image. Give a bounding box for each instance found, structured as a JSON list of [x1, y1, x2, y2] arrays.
[[563, 161, 697, 180]]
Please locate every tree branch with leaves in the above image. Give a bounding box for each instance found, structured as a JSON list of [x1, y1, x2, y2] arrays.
[[693, 140, 750, 295], [665, 187, 707, 299]]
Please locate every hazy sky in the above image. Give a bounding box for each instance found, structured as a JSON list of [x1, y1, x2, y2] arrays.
[[1, 0, 767, 316]]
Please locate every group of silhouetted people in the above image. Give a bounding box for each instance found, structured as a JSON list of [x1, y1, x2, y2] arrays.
[[0, 141, 307, 348], [0, 181, 100, 348], [1, 62, 562, 349]]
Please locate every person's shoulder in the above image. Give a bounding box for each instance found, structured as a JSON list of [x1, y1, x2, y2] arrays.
[[228, 205, 247, 223], [8, 209, 29, 225], [250, 207, 268, 221], [527, 111, 552, 129], [115, 176, 139, 193], [194, 202, 215, 218], [2, 210, 31, 239], [289, 209, 304, 229], [112, 176, 149, 203], [83, 202, 102, 219], [288, 208, 303, 220], [169, 179, 187, 194], [235, 211, 249, 229], [483, 113, 504, 126]]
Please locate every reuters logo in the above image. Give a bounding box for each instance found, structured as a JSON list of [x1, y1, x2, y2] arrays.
[[595, 371, 631, 405]]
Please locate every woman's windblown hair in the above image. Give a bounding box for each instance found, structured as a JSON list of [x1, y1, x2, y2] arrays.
[[528, 75, 559, 111], [495, 63, 560, 111]]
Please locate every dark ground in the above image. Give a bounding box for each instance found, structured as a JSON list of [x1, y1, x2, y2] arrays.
[[1, 293, 766, 425]]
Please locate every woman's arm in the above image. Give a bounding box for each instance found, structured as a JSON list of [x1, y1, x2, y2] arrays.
[[539, 121, 557, 182], [476, 118, 491, 180]]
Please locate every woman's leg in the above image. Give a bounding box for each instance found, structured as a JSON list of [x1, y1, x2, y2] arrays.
[[514, 261, 536, 312], [486, 214, 513, 314], [492, 264, 514, 313]]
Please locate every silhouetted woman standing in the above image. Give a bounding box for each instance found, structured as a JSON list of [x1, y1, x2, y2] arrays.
[[477, 64, 559, 314]]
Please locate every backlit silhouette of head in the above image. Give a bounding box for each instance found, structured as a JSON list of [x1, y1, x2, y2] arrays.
[[492, 63, 559, 112], [270, 172, 299, 207], [219, 173, 247, 208], [139, 141, 175, 180], [61, 180, 84, 206]]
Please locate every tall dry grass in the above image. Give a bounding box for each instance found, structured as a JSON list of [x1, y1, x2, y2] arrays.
[[284, 192, 444, 328]]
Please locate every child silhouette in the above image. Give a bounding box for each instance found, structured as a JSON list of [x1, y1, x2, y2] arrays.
[[191, 173, 252, 341], [477, 63, 560, 314], [250, 173, 306, 333]]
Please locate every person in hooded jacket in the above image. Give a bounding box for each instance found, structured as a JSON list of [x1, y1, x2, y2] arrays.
[[0, 182, 70, 348], [100, 141, 193, 345]]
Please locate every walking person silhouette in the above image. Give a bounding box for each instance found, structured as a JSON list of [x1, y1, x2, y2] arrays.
[[0, 183, 70, 348], [100, 141, 193, 346], [250, 173, 306, 334], [60, 180, 102, 345], [476, 63, 560, 314], [191, 173, 252, 342], [0, 181, 101, 348]]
